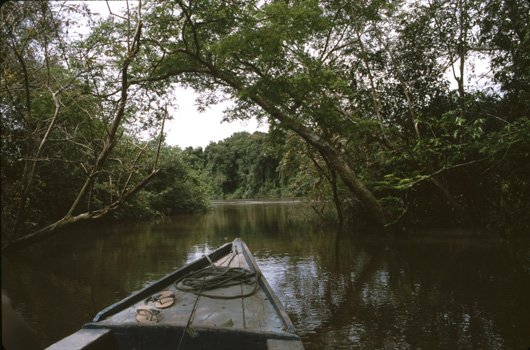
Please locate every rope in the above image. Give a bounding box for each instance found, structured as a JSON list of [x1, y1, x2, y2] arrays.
[[176, 260, 211, 350], [175, 265, 260, 299], [176, 249, 260, 350], [174, 250, 260, 300]]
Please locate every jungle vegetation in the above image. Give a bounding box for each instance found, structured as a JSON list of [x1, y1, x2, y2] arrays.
[[1, 0, 529, 252], [182, 132, 288, 199]]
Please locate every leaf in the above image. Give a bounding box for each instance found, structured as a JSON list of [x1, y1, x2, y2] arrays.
[[219, 318, 234, 327], [187, 328, 199, 338]]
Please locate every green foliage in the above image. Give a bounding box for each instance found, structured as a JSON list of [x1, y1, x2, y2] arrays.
[[0, 2, 209, 243], [3, 0, 530, 240], [136, 0, 529, 231], [181, 132, 299, 200], [147, 148, 210, 216]]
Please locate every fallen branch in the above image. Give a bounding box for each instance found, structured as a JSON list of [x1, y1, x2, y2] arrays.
[[2, 169, 158, 253]]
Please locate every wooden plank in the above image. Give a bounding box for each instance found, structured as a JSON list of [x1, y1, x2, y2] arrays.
[[208, 245, 285, 332], [266, 339, 305, 350], [93, 242, 233, 322], [237, 239, 297, 334], [237, 244, 285, 332], [45, 329, 117, 350], [243, 290, 284, 332], [100, 284, 201, 326], [190, 250, 245, 329]]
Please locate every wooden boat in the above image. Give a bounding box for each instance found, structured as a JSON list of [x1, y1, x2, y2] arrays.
[[46, 238, 304, 350]]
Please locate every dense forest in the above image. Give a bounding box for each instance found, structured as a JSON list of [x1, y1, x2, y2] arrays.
[[1, 0, 529, 252], [182, 132, 288, 199]]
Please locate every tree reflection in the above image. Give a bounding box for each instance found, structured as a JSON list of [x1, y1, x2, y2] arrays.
[[2, 202, 529, 349], [269, 232, 529, 349]]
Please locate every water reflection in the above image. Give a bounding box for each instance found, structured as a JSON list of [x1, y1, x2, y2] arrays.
[[2, 200, 530, 349], [265, 234, 530, 349]]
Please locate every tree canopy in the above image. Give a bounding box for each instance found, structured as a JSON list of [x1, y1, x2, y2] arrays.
[[135, 0, 530, 230], [2, 0, 529, 252], [1, 1, 209, 251]]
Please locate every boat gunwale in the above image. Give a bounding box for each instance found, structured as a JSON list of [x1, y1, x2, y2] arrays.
[[82, 322, 302, 341], [235, 239, 297, 334]]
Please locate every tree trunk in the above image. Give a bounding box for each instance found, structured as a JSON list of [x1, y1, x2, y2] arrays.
[[248, 88, 389, 227], [249, 88, 388, 227], [295, 124, 388, 227]]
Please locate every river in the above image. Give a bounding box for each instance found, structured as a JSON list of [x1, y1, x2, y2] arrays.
[[2, 199, 530, 349]]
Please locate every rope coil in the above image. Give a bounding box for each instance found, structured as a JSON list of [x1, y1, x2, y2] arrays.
[[176, 247, 259, 350], [175, 266, 260, 299]]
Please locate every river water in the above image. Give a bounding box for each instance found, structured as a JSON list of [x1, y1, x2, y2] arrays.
[[2, 199, 530, 349]]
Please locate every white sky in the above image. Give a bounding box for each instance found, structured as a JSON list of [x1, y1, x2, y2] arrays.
[[74, 1, 268, 150], [167, 88, 268, 149]]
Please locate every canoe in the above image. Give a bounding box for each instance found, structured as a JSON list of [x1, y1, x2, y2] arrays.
[[46, 238, 304, 350]]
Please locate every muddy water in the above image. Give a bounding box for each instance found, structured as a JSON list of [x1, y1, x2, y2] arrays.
[[2, 199, 530, 349]]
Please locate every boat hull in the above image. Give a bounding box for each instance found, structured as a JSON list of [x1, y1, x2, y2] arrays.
[[46, 238, 304, 350]]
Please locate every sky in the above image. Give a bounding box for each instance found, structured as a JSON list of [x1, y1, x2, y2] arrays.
[[165, 89, 268, 149], [76, 1, 268, 150]]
